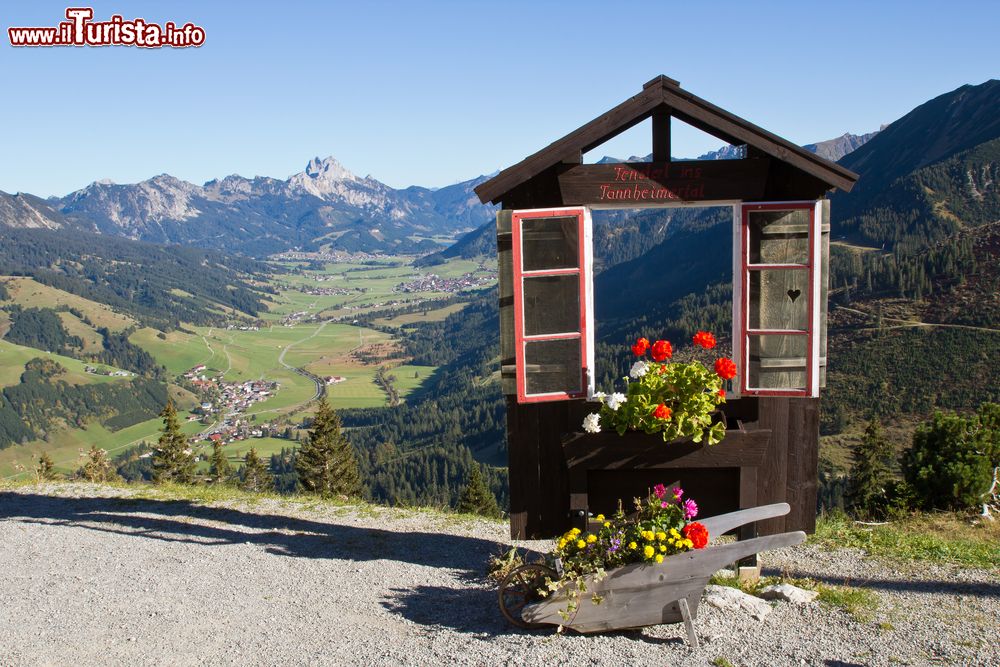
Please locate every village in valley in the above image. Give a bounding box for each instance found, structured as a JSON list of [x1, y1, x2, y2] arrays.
[[181, 364, 283, 446]]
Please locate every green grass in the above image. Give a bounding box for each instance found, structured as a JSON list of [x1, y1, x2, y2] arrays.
[[197, 437, 296, 468], [2, 276, 134, 331], [816, 584, 880, 622], [812, 510, 1000, 569], [0, 339, 131, 388], [0, 410, 203, 480]]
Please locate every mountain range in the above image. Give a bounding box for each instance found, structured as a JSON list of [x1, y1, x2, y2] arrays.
[[0, 158, 496, 256]]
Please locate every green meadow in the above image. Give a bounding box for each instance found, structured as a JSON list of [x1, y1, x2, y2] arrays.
[[0, 255, 489, 480]]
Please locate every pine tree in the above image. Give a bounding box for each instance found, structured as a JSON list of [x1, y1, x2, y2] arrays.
[[152, 401, 195, 484], [209, 440, 232, 484], [295, 396, 361, 497], [847, 419, 896, 519], [37, 452, 57, 481], [238, 448, 273, 493], [77, 446, 118, 483], [456, 464, 501, 518]]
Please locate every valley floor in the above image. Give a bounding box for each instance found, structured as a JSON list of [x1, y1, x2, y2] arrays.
[[0, 483, 996, 667]]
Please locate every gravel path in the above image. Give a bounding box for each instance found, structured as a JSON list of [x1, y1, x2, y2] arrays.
[[1, 484, 996, 666]]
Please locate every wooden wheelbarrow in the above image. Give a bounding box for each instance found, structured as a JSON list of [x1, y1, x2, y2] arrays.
[[497, 503, 805, 646]]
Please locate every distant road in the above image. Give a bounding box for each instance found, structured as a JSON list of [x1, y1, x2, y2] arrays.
[[835, 305, 1000, 334]]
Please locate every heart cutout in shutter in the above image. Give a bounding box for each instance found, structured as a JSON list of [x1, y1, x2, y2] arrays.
[[787, 289, 801, 302]]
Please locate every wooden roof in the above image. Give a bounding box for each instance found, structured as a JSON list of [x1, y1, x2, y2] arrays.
[[475, 75, 859, 205]]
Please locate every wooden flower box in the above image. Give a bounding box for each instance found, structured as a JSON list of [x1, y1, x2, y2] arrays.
[[561, 421, 772, 536]]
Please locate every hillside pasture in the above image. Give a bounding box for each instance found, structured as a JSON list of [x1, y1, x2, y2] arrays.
[[0, 397, 202, 479], [1, 276, 135, 331], [0, 340, 130, 388]]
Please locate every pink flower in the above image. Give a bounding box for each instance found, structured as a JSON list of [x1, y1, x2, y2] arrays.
[[660, 501, 669, 509], [683, 498, 698, 519], [674, 487, 684, 500], [653, 483, 668, 499]]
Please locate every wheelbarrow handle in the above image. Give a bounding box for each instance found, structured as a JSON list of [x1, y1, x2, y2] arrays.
[[699, 503, 791, 542]]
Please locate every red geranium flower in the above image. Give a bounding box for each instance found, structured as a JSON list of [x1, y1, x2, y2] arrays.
[[692, 331, 717, 349], [650, 339, 672, 362], [714, 357, 737, 380], [682, 522, 709, 549], [631, 337, 650, 356], [717, 388, 726, 399], [652, 403, 672, 420]]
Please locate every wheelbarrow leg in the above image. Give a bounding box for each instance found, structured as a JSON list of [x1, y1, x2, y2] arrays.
[[677, 598, 699, 648]]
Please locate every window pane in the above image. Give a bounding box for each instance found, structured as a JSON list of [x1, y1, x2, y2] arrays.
[[747, 334, 807, 390], [748, 209, 810, 265], [524, 338, 582, 395], [523, 275, 579, 336], [521, 216, 579, 271], [748, 269, 809, 330]]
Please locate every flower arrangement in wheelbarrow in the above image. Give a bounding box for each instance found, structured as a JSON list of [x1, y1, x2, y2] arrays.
[[542, 484, 709, 622], [583, 331, 737, 445]]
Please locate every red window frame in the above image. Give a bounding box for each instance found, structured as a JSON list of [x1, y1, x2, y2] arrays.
[[739, 202, 820, 397], [511, 207, 593, 403]]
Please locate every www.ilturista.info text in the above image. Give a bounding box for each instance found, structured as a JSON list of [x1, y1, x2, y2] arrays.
[[8, 7, 205, 48]]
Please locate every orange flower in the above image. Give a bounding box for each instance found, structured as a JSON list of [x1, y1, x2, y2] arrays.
[[714, 357, 737, 380], [631, 337, 650, 356], [653, 403, 672, 420], [650, 339, 672, 362], [683, 522, 709, 549], [692, 331, 717, 349]]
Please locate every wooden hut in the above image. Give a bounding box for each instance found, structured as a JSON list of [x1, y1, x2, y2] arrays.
[[474, 75, 859, 541]]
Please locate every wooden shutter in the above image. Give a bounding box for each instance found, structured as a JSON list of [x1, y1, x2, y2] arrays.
[[736, 201, 825, 397], [511, 207, 594, 403]]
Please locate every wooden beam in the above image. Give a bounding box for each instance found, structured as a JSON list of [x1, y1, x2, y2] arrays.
[[557, 159, 770, 206], [652, 107, 671, 163]]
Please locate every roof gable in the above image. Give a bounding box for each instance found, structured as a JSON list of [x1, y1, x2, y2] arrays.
[[475, 75, 859, 205]]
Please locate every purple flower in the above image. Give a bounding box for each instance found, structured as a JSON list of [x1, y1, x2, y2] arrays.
[[683, 498, 698, 519], [653, 483, 668, 499], [608, 537, 622, 553]]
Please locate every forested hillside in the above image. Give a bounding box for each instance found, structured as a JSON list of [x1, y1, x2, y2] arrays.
[[0, 228, 274, 330], [342, 289, 508, 508]]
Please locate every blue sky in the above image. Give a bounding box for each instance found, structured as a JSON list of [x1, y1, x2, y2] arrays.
[[2, 0, 998, 196]]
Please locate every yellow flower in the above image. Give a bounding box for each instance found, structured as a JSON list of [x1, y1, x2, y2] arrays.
[[576, 539, 586, 549], [655, 554, 664, 564], [670, 528, 681, 538], [643, 530, 655, 541], [586, 534, 597, 544], [571, 528, 581, 536], [643, 545, 655, 559], [628, 541, 637, 550], [659, 544, 667, 553], [684, 539, 693, 549], [595, 514, 605, 522], [656, 531, 666, 541], [603, 522, 611, 529], [558, 539, 567, 549]]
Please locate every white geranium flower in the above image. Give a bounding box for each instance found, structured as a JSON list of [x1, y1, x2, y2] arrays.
[[606, 392, 627, 411], [582, 413, 602, 433], [629, 361, 649, 379], [591, 391, 606, 402]]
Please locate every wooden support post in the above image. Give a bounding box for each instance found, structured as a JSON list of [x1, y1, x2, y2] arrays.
[[652, 108, 671, 163], [677, 598, 699, 648]]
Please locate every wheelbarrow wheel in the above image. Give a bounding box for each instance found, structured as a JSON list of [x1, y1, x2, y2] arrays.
[[498, 563, 557, 629]]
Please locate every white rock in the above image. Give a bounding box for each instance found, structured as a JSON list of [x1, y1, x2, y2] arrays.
[[703, 584, 773, 620], [759, 583, 819, 604]]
